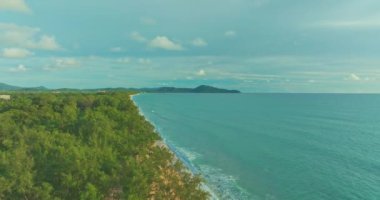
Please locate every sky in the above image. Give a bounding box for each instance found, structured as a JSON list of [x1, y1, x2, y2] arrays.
[[0, 0, 380, 92]]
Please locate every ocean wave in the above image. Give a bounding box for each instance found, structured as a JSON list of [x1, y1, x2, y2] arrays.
[[165, 144, 220, 200], [175, 146, 202, 162], [167, 143, 252, 200], [132, 94, 252, 200], [198, 165, 253, 200]]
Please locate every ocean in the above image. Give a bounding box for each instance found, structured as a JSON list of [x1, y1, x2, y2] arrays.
[[132, 93, 380, 200]]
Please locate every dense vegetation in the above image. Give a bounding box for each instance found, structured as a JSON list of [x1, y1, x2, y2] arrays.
[[0, 92, 208, 200]]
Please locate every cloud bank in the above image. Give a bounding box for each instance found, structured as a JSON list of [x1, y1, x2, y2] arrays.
[[1, 48, 33, 58], [0, 23, 61, 51], [0, 0, 30, 13], [149, 36, 183, 51]]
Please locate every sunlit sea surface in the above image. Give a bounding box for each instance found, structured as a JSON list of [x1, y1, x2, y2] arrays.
[[133, 93, 380, 200]]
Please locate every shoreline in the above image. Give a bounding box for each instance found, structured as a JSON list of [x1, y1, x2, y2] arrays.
[[129, 93, 219, 200]]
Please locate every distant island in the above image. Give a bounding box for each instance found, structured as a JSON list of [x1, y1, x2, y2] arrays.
[[0, 82, 241, 93], [140, 85, 241, 93]]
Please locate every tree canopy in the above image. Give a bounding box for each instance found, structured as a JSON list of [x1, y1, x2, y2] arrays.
[[0, 92, 208, 200]]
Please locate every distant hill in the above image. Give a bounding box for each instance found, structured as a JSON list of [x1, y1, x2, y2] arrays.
[[0, 83, 21, 90], [0, 83, 48, 91], [0, 82, 240, 93], [142, 85, 241, 93]]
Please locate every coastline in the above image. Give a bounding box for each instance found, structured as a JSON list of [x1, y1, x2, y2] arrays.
[[129, 93, 219, 200]]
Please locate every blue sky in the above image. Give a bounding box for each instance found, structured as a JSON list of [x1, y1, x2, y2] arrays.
[[0, 0, 380, 92]]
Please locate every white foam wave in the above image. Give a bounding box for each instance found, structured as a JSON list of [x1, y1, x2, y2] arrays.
[[131, 94, 251, 200], [168, 145, 253, 200], [175, 146, 202, 161], [199, 165, 253, 200]]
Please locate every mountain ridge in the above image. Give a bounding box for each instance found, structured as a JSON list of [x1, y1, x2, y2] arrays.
[[0, 83, 241, 93]]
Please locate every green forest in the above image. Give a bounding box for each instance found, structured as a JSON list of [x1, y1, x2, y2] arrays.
[[0, 92, 209, 200]]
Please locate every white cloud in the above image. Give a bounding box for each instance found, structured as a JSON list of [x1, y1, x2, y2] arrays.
[[31, 35, 61, 50], [0, 0, 30, 13], [130, 31, 147, 42], [138, 58, 151, 65], [196, 69, 206, 76], [131, 32, 185, 51], [1, 48, 32, 58], [9, 64, 27, 72], [349, 73, 361, 81], [110, 47, 123, 52], [0, 23, 62, 50], [314, 19, 380, 29], [149, 36, 183, 51], [216, 71, 280, 81], [191, 38, 208, 47], [44, 58, 79, 71], [225, 30, 237, 37]]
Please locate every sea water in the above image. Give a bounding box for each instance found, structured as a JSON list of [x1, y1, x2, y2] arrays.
[[132, 93, 380, 200]]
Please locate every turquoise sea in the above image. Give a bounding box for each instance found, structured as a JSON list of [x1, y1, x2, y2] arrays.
[[133, 94, 380, 200]]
